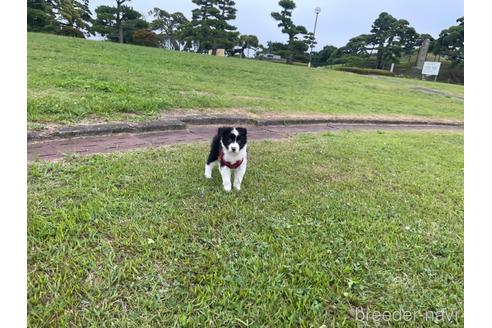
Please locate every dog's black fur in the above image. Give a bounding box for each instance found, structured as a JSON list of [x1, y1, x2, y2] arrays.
[[206, 127, 247, 166]]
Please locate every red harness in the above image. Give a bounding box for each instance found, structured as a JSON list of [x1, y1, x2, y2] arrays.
[[219, 150, 244, 169]]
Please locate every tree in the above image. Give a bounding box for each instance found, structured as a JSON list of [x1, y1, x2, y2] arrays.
[[268, 41, 289, 59], [435, 17, 464, 67], [109, 0, 131, 43], [132, 29, 159, 47], [341, 34, 376, 66], [400, 27, 419, 62], [344, 34, 373, 56], [417, 33, 434, 47], [304, 32, 316, 52], [327, 47, 345, 65], [316, 45, 337, 66], [123, 17, 149, 44], [290, 40, 309, 62], [92, 5, 148, 44], [149, 8, 189, 50], [54, 0, 93, 37], [271, 0, 308, 64], [91, 0, 133, 43], [238, 35, 259, 58], [27, 0, 92, 37], [215, 0, 239, 51], [188, 0, 217, 52], [188, 0, 238, 54], [370, 12, 416, 69], [27, 0, 59, 33]]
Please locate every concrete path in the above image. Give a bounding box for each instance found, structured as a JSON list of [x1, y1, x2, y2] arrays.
[[28, 123, 463, 162]]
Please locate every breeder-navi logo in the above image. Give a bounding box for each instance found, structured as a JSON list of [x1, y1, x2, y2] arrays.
[[355, 307, 460, 324]]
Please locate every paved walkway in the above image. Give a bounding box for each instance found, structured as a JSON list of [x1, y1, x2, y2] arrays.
[[28, 123, 463, 162]]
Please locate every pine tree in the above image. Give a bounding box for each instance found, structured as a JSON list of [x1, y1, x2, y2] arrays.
[[27, 0, 92, 37], [435, 17, 464, 67], [189, 0, 218, 52], [189, 0, 238, 54], [91, 0, 132, 43], [271, 0, 307, 64], [115, 0, 130, 43], [92, 4, 148, 44], [214, 0, 238, 52], [149, 8, 189, 50], [27, 0, 59, 33], [55, 0, 93, 37], [370, 12, 414, 69]]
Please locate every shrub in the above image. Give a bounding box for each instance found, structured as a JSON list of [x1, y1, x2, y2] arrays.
[[336, 67, 395, 76], [132, 29, 159, 47], [58, 26, 85, 38], [342, 56, 367, 67]]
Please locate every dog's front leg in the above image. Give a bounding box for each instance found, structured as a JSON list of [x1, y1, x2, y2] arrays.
[[219, 165, 232, 192], [233, 161, 247, 191], [205, 160, 217, 179]]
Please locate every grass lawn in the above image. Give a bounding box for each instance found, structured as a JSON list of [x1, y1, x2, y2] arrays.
[[28, 33, 464, 125], [28, 131, 464, 326]]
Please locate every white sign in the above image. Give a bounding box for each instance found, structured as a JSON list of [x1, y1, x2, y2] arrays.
[[422, 61, 441, 76]]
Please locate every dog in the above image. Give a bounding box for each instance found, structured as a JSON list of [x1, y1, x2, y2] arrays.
[[205, 127, 248, 191]]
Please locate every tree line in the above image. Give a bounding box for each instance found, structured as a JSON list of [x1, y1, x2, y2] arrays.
[[27, 0, 464, 67], [27, 0, 258, 58], [313, 13, 464, 69]]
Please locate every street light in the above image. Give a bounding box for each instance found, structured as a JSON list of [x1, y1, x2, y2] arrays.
[[308, 6, 321, 68]]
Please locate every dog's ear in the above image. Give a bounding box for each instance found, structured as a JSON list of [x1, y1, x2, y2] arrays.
[[237, 127, 247, 136], [218, 127, 231, 136]]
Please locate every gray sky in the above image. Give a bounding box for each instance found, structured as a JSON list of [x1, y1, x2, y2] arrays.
[[89, 0, 464, 49]]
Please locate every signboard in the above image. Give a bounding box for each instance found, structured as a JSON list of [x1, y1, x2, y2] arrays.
[[422, 61, 441, 76]]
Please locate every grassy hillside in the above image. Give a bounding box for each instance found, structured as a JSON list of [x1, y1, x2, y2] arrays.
[[28, 33, 464, 124], [28, 131, 463, 326]]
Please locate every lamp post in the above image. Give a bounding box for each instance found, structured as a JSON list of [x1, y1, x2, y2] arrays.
[[308, 6, 321, 68]]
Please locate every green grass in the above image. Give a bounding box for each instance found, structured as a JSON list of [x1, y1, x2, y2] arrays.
[[28, 131, 464, 326], [28, 33, 464, 124]]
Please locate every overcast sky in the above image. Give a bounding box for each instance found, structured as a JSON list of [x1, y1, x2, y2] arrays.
[[89, 0, 464, 49]]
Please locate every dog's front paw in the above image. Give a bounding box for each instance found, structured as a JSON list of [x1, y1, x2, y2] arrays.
[[204, 165, 213, 179], [234, 184, 241, 191], [223, 185, 232, 192]]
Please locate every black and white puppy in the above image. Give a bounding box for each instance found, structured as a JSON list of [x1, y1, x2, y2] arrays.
[[205, 127, 248, 191]]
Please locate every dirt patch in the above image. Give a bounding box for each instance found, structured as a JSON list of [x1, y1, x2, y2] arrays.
[[27, 122, 65, 134], [179, 90, 216, 97], [413, 87, 464, 100], [158, 107, 256, 118], [231, 95, 266, 101], [366, 75, 464, 100]]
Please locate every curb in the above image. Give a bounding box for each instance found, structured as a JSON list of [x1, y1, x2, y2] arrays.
[[255, 118, 463, 126], [178, 115, 257, 126], [57, 122, 134, 138], [28, 119, 186, 141], [27, 116, 464, 142]]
